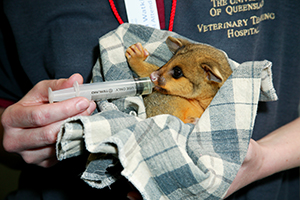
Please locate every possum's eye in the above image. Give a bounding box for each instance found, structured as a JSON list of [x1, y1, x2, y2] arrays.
[[172, 66, 183, 79]]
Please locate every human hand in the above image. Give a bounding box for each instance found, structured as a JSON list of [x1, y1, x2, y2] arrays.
[[126, 139, 262, 200], [224, 139, 263, 198], [1, 74, 96, 168], [225, 117, 300, 198]]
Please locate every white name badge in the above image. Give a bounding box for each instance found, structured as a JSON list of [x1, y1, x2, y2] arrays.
[[124, 0, 160, 29]]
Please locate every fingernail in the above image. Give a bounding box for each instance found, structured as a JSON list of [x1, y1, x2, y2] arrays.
[[87, 101, 96, 114], [76, 99, 90, 111]]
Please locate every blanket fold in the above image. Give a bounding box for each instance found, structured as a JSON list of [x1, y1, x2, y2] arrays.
[[56, 23, 277, 199]]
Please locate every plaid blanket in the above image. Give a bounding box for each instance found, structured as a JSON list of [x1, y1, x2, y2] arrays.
[[56, 23, 278, 199]]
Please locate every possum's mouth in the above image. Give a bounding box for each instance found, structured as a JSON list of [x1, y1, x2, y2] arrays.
[[154, 86, 168, 94]]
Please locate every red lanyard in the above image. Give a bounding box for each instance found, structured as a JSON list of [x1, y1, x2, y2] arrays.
[[108, 0, 177, 32]]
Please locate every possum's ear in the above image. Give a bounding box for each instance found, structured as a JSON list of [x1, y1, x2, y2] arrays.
[[166, 36, 191, 53], [201, 62, 223, 83]]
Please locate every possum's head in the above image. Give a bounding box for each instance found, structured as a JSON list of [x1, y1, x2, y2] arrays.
[[150, 36, 232, 100]]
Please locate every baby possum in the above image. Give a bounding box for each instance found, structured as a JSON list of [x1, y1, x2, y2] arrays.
[[125, 36, 232, 124]]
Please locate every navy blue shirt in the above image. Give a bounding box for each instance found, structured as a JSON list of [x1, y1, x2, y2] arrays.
[[1, 0, 299, 199]]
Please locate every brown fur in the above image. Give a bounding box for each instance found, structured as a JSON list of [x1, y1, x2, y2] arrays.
[[125, 36, 232, 124]]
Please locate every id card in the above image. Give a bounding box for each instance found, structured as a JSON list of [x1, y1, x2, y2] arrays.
[[124, 0, 160, 29]]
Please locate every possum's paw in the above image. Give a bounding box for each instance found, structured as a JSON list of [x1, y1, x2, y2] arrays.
[[191, 118, 200, 125], [184, 117, 200, 125], [126, 43, 149, 68]]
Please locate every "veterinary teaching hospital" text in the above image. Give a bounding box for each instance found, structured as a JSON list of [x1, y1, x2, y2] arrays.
[[197, 12, 275, 38]]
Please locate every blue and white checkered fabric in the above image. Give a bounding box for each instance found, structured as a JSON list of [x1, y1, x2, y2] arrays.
[[56, 24, 277, 199]]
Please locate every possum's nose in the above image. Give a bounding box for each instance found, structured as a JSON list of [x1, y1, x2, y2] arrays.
[[150, 71, 160, 82], [150, 71, 166, 86]]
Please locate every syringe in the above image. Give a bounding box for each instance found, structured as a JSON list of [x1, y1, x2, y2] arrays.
[[48, 77, 154, 103]]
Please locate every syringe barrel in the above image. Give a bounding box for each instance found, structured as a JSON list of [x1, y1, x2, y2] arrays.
[[48, 77, 154, 103]]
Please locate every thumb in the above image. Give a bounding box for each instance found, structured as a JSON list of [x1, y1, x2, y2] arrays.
[[22, 74, 84, 104], [50, 73, 84, 91]]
